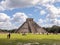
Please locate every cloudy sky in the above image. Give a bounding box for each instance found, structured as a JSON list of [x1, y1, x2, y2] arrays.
[[0, 0, 60, 30]]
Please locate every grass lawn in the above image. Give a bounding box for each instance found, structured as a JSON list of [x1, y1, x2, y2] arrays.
[[0, 33, 60, 45]]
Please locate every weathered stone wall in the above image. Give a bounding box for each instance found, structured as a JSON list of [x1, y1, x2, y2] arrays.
[[16, 18, 47, 33]]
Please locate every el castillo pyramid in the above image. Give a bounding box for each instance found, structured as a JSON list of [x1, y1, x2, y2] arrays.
[[15, 18, 46, 33]]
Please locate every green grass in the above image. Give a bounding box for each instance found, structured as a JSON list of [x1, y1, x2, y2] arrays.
[[0, 33, 60, 45]]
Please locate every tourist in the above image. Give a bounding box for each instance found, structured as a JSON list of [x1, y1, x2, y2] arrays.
[[7, 33, 11, 39]]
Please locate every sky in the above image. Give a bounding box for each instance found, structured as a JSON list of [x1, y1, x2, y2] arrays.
[[0, 0, 60, 30]]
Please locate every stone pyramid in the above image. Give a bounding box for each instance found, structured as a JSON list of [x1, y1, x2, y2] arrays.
[[15, 18, 46, 33]]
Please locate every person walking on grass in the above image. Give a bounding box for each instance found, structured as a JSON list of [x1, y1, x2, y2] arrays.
[[7, 33, 11, 39]]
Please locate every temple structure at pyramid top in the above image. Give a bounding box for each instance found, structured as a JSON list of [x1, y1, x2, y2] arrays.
[[15, 18, 47, 33]]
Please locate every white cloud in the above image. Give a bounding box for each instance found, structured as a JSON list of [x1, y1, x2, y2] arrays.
[[38, 0, 60, 16], [12, 12, 28, 28], [0, 21, 17, 30], [51, 19, 60, 25], [39, 0, 60, 5], [38, 19, 43, 25], [55, 0, 60, 2], [0, 0, 60, 28], [47, 14, 60, 19], [0, 0, 60, 11], [38, 18, 48, 27], [0, 6, 5, 11], [38, 0, 55, 6], [38, 0, 60, 27], [46, 5, 60, 15], [0, 13, 16, 29], [46, 4, 60, 27], [0, 13, 10, 22], [40, 10, 46, 15], [12, 12, 28, 23], [0, 0, 40, 9], [0, 12, 28, 29], [47, 14, 56, 19], [38, 18, 60, 27]]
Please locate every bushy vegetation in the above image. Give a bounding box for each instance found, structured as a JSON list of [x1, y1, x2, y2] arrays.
[[43, 25, 60, 33], [0, 33, 60, 45]]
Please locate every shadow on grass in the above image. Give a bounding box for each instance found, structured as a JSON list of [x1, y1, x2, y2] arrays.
[[0, 38, 60, 45]]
